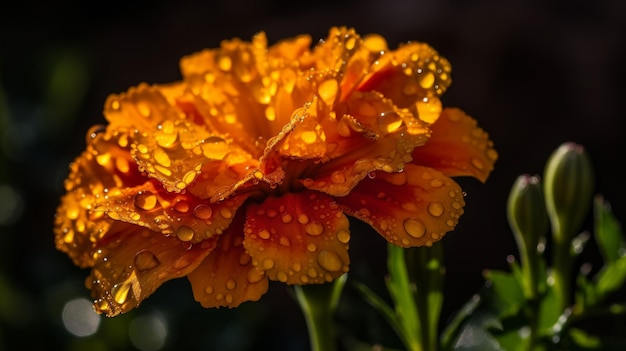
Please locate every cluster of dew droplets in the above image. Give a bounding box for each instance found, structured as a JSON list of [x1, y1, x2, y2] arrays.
[[244, 193, 350, 285]]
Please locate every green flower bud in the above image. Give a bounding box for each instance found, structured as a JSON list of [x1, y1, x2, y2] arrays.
[[543, 142, 595, 242], [507, 174, 548, 298], [507, 174, 548, 253]]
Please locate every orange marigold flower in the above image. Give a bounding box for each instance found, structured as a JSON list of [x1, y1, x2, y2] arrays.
[[54, 27, 497, 317]]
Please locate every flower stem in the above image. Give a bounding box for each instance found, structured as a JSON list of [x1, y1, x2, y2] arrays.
[[294, 274, 346, 351]]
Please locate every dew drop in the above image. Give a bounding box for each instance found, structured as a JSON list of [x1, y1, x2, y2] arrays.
[[429, 178, 444, 188], [173, 256, 192, 269], [317, 250, 343, 272], [330, 171, 346, 184], [174, 201, 189, 213], [427, 202, 444, 217], [336, 230, 350, 244], [297, 214, 309, 224], [261, 258, 275, 270], [305, 222, 324, 236], [317, 79, 338, 106], [301, 130, 318, 144], [193, 204, 213, 219], [279, 236, 291, 247], [176, 226, 195, 242], [486, 149, 498, 161], [403, 218, 426, 238], [219, 207, 233, 219], [154, 148, 171, 167], [307, 243, 317, 252], [205, 285, 214, 294], [446, 219, 455, 227], [225, 294, 234, 304], [265, 105, 276, 121], [134, 191, 158, 211], [276, 271, 288, 282], [419, 71, 435, 89], [281, 213, 293, 224], [226, 279, 237, 291], [134, 250, 160, 271], [258, 229, 271, 240], [247, 268, 265, 283]]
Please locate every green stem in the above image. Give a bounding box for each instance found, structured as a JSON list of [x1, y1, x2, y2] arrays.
[[294, 275, 346, 351], [552, 234, 574, 312]]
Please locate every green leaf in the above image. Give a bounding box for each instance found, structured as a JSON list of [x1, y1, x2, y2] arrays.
[[595, 255, 626, 300], [569, 328, 602, 350], [594, 196, 626, 264], [483, 270, 525, 317], [351, 280, 407, 348]]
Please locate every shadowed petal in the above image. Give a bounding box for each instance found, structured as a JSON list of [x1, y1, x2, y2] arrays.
[[336, 164, 465, 247], [188, 211, 269, 308], [412, 107, 498, 183], [243, 191, 350, 284]]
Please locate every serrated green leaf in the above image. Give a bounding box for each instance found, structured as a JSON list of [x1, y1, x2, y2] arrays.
[[594, 196, 626, 264]]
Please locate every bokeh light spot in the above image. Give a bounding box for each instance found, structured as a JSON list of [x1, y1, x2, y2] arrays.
[[129, 313, 168, 351], [61, 298, 101, 337]]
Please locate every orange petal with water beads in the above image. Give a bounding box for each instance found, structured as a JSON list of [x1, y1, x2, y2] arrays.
[[411, 108, 497, 183], [243, 191, 350, 284], [336, 164, 465, 248], [300, 92, 430, 197], [357, 41, 452, 111], [93, 180, 249, 243], [87, 222, 217, 317], [54, 126, 145, 267], [188, 212, 269, 308]]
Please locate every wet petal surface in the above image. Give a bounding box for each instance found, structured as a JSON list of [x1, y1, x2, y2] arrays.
[[188, 211, 269, 308], [412, 108, 497, 183], [87, 223, 217, 317], [243, 191, 350, 284], [336, 164, 465, 247]]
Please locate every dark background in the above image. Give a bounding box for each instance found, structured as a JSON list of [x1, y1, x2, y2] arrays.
[[1, 0, 625, 350]]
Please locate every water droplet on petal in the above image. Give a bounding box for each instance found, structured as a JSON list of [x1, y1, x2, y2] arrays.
[[317, 79, 338, 106], [281, 213, 293, 223], [305, 222, 324, 236], [247, 269, 265, 283], [193, 205, 213, 219], [404, 218, 426, 238], [427, 202, 444, 217], [134, 191, 158, 211], [205, 285, 214, 294], [317, 250, 343, 272], [429, 179, 443, 188], [134, 250, 160, 271], [258, 229, 271, 240], [261, 258, 275, 270], [219, 207, 233, 219], [226, 279, 237, 291], [297, 214, 309, 224], [276, 271, 288, 282], [176, 226, 195, 242], [336, 230, 350, 244]]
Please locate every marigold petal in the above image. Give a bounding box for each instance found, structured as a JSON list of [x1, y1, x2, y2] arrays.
[[188, 212, 269, 308], [54, 127, 144, 267], [336, 164, 465, 247], [93, 180, 249, 243], [299, 92, 431, 197], [412, 107, 497, 183], [357, 41, 452, 111], [87, 223, 217, 317], [243, 191, 350, 284]]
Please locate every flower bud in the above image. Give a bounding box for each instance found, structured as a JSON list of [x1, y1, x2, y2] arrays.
[[507, 174, 548, 253], [543, 142, 594, 242]]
